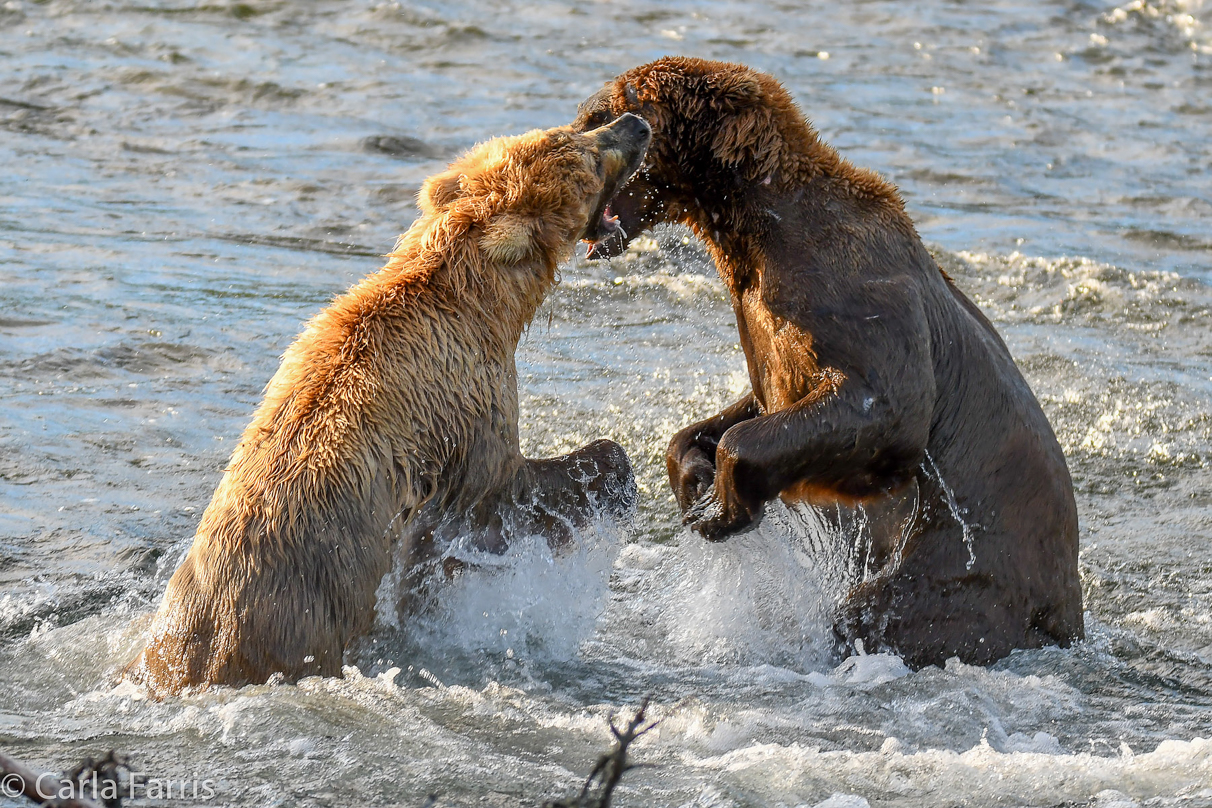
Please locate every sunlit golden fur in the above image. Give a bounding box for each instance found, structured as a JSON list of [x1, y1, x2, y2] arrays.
[[129, 121, 645, 695]]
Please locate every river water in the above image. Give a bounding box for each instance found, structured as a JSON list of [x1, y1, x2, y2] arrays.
[[2, 1, 1211, 806]]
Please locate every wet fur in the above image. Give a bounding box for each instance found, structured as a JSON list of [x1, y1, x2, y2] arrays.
[[130, 122, 645, 694], [575, 57, 1083, 668]]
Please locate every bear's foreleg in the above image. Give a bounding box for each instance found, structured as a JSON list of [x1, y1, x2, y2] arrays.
[[682, 379, 931, 541], [412, 440, 636, 568], [510, 439, 637, 546], [666, 392, 760, 511]]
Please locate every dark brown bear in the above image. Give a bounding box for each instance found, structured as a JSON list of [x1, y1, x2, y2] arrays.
[[574, 57, 1083, 668]]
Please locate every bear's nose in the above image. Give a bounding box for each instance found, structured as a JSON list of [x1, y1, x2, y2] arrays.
[[597, 112, 651, 152], [613, 113, 652, 147]]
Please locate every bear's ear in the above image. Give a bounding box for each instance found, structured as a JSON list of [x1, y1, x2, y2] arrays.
[[479, 214, 537, 264], [707, 72, 763, 115], [418, 169, 465, 215], [709, 75, 782, 178], [711, 106, 782, 179]]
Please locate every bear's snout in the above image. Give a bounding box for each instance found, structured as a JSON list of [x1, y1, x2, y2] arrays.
[[610, 112, 651, 146], [581, 114, 651, 247], [596, 112, 651, 170]]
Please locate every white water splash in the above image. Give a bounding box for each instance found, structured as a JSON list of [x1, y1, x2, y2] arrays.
[[598, 501, 855, 672], [387, 521, 626, 664]]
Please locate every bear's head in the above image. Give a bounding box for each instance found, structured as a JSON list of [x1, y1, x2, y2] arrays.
[[572, 57, 810, 259], [417, 114, 651, 269]]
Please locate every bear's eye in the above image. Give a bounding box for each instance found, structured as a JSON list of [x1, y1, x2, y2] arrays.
[[584, 109, 610, 128]]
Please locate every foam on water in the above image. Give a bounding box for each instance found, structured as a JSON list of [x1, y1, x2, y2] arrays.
[[3, 524, 1211, 806], [597, 503, 854, 672], [397, 522, 625, 666], [939, 250, 1199, 328], [356, 495, 859, 681], [678, 734, 1212, 807]]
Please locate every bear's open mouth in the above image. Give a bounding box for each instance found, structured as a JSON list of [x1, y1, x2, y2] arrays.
[[594, 203, 624, 245], [579, 112, 651, 259], [582, 170, 635, 245], [581, 158, 646, 260], [584, 198, 629, 260], [601, 204, 621, 234], [583, 181, 636, 260]]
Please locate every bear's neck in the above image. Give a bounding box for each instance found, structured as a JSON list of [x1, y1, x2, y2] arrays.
[[468, 253, 557, 350], [672, 115, 910, 295], [487, 267, 555, 348], [386, 220, 556, 355]]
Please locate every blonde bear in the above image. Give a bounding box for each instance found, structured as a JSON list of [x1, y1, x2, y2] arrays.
[[130, 114, 652, 694]]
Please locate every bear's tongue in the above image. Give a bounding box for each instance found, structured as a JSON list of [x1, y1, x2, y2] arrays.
[[584, 204, 622, 260], [601, 203, 620, 234]]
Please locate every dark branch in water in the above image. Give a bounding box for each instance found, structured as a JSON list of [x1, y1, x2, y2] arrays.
[[5, 702, 655, 808], [542, 696, 657, 808], [0, 748, 127, 808], [64, 753, 127, 808]]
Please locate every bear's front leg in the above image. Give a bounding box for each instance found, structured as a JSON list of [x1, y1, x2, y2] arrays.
[[682, 379, 930, 542], [666, 392, 760, 511], [681, 426, 769, 541], [514, 439, 637, 545]]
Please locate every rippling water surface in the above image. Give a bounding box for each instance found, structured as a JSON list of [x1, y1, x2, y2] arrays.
[[2, 1, 1212, 806]]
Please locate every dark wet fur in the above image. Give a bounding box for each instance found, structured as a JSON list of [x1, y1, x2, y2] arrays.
[[574, 57, 1083, 669]]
